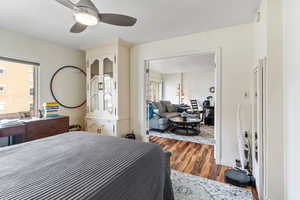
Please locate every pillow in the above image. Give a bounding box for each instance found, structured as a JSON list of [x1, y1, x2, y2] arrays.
[[161, 101, 177, 113], [152, 102, 165, 114], [160, 101, 169, 113], [166, 103, 177, 112], [152, 102, 159, 110]]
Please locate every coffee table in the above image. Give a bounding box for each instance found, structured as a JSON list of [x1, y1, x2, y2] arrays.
[[169, 117, 201, 135]]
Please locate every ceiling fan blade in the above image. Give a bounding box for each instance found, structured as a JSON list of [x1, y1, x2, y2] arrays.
[[100, 13, 137, 26], [70, 23, 88, 33], [55, 0, 77, 9], [77, 0, 98, 11]]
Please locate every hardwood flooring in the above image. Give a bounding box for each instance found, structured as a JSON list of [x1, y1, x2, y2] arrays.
[[149, 136, 258, 200]]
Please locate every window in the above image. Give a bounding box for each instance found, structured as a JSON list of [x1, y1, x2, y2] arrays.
[[149, 80, 162, 101], [28, 70, 33, 82], [0, 67, 6, 75], [29, 87, 34, 96], [0, 84, 7, 93], [0, 59, 38, 116], [0, 102, 6, 111], [29, 102, 34, 111]]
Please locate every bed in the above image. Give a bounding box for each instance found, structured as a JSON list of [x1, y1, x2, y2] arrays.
[[0, 132, 174, 200]]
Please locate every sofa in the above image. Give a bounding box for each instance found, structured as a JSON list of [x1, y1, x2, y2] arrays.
[[149, 101, 181, 131]]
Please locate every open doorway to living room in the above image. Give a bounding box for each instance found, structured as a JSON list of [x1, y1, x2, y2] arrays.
[[144, 50, 257, 199], [145, 52, 258, 199], [146, 53, 216, 146]]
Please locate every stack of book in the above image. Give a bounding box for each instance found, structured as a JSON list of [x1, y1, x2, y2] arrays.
[[43, 102, 60, 118]]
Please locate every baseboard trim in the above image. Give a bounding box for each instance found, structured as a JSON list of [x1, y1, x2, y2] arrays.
[[220, 159, 234, 167]]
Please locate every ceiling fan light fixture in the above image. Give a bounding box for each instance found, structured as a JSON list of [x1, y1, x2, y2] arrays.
[[55, 0, 137, 33], [74, 11, 98, 26]]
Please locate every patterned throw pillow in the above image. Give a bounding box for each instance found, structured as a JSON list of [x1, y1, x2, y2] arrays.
[[152, 102, 159, 110]]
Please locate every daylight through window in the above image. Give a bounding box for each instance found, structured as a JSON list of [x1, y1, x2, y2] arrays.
[[0, 59, 38, 116]]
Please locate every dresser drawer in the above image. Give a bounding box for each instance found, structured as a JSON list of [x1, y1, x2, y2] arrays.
[[0, 125, 26, 137], [25, 117, 69, 142]]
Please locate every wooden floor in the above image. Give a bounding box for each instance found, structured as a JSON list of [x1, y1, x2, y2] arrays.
[[149, 136, 258, 200]]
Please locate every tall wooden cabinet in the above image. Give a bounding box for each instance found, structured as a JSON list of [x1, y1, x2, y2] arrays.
[[85, 40, 131, 137]]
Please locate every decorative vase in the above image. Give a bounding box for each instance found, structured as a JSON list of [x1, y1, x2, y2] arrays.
[[181, 112, 188, 121]]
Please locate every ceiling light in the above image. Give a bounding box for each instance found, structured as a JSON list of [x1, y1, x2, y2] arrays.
[[74, 12, 98, 26]]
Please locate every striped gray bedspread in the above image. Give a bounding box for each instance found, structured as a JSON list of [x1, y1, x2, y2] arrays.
[[0, 132, 174, 200]]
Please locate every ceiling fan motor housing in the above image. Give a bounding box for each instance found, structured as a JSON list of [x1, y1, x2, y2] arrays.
[[74, 7, 99, 21], [55, 0, 137, 33], [75, 0, 99, 21]]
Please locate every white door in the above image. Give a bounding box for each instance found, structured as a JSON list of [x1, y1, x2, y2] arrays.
[[86, 118, 115, 136], [253, 58, 266, 199], [101, 121, 115, 136], [86, 118, 102, 134], [102, 55, 116, 119]]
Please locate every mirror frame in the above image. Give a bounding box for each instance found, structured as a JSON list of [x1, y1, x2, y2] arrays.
[[50, 66, 86, 109]]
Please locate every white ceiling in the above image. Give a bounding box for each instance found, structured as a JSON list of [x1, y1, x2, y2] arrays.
[[0, 0, 261, 49], [150, 53, 215, 74]]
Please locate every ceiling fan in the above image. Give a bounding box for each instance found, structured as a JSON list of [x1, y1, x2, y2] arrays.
[[55, 0, 137, 33]]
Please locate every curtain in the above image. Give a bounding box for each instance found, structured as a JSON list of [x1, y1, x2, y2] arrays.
[[149, 80, 162, 101]]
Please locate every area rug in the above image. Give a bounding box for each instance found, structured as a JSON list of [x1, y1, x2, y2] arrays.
[[149, 125, 215, 145], [171, 170, 252, 200]]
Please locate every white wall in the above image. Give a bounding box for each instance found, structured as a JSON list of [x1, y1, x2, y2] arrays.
[[254, 0, 284, 199], [283, 0, 300, 199], [131, 23, 254, 165], [161, 70, 215, 104], [183, 70, 215, 103], [149, 70, 163, 82], [266, 1, 284, 199], [162, 73, 181, 104], [254, 0, 267, 61], [0, 29, 86, 126]]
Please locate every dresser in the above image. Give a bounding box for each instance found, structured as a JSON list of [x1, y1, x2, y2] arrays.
[[0, 116, 69, 145], [24, 116, 69, 142]]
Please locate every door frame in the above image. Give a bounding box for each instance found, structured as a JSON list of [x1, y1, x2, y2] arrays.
[[253, 58, 267, 200], [142, 48, 222, 164]]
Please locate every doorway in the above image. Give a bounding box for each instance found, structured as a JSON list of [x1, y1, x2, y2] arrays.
[[143, 48, 222, 163]]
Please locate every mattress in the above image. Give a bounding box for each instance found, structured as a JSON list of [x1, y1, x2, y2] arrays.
[[0, 132, 174, 200]]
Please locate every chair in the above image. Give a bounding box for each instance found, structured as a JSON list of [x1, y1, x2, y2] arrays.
[[188, 100, 203, 120], [203, 105, 214, 126], [190, 100, 199, 113]]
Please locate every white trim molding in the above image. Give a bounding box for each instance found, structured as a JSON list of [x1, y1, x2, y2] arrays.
[[142, 48, 223, 164]]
